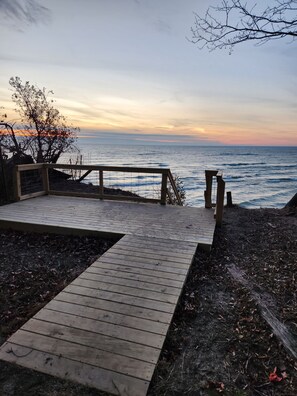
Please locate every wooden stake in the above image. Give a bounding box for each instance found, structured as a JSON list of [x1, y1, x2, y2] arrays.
[[227, 191, 233, 207]]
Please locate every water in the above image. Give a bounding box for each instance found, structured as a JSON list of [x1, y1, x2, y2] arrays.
[[64, 142, 297, 208]]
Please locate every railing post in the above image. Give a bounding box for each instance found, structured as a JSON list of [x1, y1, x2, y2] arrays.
[[215, 174, 225, 226], [42, 164, 49, 194], [14, 165, 21, 201], [160, 170, 168, 205], [99, 170, 104, 199], [205, 170, 217, 208]]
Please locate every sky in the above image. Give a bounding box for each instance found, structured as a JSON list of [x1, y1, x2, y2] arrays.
[[1, 0, 297, 146]]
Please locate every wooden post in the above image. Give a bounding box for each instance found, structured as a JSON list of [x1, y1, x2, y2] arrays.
[[0, 148, 8, 201], [99, 170, 104, 198], [215, 175, 225, 226], [205, 170, 217, 208], [227, 191, 233, 207], [14, 165, 21, 201], [42, 165, 49, 194], [160, 171, 168, 205]]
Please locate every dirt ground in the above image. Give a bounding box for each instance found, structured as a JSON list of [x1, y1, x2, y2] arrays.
[[0, 206, 296, 396]]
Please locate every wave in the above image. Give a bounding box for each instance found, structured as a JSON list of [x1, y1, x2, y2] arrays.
[[225, 175, 243, 180], [266, 178, 297, 184], [220, 152, 259, 156], [222, 162, 266, 167], [137, 152, 160, 156]]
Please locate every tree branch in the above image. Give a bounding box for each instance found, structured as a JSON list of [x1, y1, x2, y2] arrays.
[[190, 0, 297, 51]]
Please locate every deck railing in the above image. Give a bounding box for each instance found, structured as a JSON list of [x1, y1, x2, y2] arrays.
[[14, 163, 183, 206], [204, 170, 225, 226]]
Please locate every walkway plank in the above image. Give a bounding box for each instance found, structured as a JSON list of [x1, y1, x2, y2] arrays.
[[8, 331, 155, 380], [72, 278, 179, 304], [0, 196, 217, 395], [55, 291, 173, 323], [22, 319, 161, 363], [85, 266, 184, 288], [0, 343, 150, 396], [46, 300, 169, 335], [64, 284, 176, 314], [79, 272, 181, 296]]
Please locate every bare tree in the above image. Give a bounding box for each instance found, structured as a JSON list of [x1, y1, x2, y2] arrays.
[[190, 0, 297, 51], [0, 77, 78, 163]]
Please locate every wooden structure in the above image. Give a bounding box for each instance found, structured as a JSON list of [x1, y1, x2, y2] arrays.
[[13, 163, 225, 225], [0, 164, 225, 395], [0, 234, 198, 396], [14, 163, 182, 206], [204, 170, 225, 226]]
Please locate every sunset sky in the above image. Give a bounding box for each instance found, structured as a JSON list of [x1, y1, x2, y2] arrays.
[[1, 0, 296, 146]]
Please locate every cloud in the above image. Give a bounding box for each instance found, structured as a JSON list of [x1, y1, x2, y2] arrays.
[[77, 130, 222, 146], [0, 0, 50, 25]]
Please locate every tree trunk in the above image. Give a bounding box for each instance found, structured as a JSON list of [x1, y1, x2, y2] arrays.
[[285, 193, 297, 208]]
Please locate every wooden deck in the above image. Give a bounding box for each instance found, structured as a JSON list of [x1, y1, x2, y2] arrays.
[[0, 195, 215, 247], [0, 195, 216, 395]]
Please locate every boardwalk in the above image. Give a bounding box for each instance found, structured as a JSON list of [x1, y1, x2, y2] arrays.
[[0, 195, 215, 247], [0, 195, 216, 395]]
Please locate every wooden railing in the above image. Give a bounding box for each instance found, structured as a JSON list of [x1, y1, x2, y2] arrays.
[[204, 170, 225, 226], [14, 163, 183, 206]]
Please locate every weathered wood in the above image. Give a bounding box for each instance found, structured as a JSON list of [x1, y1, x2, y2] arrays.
[[19, 191, 46, 201], [46, 299, 169, 334], [33, 309, 165, 349], [112, 243, 195, 259], [0, 195, 217, 395], [0, 342, 150, 396], [64, 284, 176, 314], [99, 170, 104, 197], [42, 165, 49, 194], [204, 170, 218, 208], [8, 330, 155, 380], [44, 163, 170, 174], [79, 271, 181, 296], [104, 247, 192, 264], [227, 191, 233, 207], [160, 171, 168, 205], [85, 266, 184, 289], [15, 163, 175, 205], [16, 163, 44, 171], [22, 318, 161, 363], [215, 174, 225, 226], [13, 166, 21, 201], [96, 256, 189, 275], [72, 277, 178, 304], [55, 291, 173, 324]]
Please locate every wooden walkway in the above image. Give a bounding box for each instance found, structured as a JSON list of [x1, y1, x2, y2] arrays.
[[0, 195, 215, 247], [0, 196, 216, 395]]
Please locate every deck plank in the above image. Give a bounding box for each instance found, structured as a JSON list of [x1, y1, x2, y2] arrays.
[[79, 271, 181, 296], [72, 278, 179, 304], [0, 343, 149, 396], [46, 299, 169, 335]]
